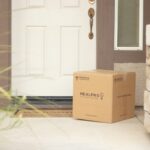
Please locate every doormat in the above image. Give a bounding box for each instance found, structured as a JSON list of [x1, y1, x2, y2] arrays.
[[16, 108, 72, 117], [14, 98, 73, 117]]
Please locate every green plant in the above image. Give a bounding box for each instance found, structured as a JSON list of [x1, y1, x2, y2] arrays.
[[0, 66, 50, 130]]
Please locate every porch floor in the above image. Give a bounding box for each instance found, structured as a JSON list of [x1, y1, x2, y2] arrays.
[[0, 116, 150, 150]]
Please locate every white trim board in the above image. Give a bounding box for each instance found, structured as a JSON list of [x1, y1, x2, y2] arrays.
[[114, 0, 144, 51]]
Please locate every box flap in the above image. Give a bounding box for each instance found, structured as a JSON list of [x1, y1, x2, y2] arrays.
[[74, 69, 135, 76]]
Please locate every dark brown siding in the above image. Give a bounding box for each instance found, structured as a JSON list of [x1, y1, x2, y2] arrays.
[[0, 0, 11, 107], [97, 0, 114, 69], [97, 0, 147, 69]]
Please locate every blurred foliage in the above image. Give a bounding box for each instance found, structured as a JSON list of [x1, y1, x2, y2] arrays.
[[0, 66, 49, 130]]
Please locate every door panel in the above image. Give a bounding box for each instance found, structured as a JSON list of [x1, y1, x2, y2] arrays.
[[61, 26, 80, 75], [26, 26, 45, 75], [61, 0, 80, 7], [12, 0, 97, 96]]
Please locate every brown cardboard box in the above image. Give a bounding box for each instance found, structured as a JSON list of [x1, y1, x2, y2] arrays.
[[73, 70, 136, 123]]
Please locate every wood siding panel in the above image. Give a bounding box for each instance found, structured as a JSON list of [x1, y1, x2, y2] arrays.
[[97, 0, 114, 69], [97, 0, 148, 69]]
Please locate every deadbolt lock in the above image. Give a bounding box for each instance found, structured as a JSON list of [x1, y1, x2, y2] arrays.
[[89, 0, 95, 4], [88, 8, 95, 18]]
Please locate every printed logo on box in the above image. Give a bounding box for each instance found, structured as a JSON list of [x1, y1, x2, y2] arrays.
[[80, 92, 104, 100], [114, 77, 124, 82], [75, 76, 90, 81]]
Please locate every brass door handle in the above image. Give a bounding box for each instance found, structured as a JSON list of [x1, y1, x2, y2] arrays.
[[88, 8, 95, 40]]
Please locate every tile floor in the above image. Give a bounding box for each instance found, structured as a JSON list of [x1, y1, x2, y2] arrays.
[[0, 112, 150, 150]]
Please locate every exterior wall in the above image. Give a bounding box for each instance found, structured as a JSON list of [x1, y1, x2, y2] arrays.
[[96, 0, 150, 106], [144, 111, 150, 132], [0, 0, 11, 107], [97, 0, 148, 69], [145, 28, 150, 132], [114, 63, 145, 106]]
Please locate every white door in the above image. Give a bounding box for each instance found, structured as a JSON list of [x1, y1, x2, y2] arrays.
[[11, 0, 96, 96]]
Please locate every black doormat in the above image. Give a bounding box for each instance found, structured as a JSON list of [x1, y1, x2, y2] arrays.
[[22, 96, 73, 109]]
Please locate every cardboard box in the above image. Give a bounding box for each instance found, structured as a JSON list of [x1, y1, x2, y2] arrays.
[[73, 70, 136, 123]]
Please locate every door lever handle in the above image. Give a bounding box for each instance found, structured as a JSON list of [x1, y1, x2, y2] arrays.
[[88, 8, 95, 40], [89, 17, 94, 40]]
